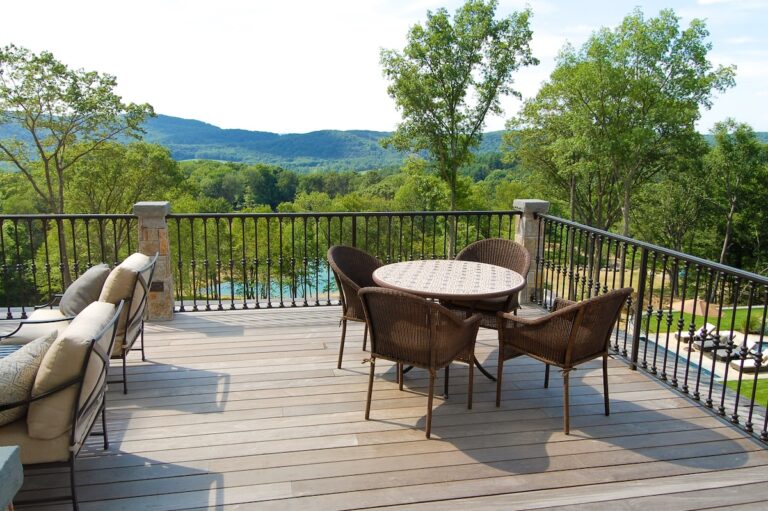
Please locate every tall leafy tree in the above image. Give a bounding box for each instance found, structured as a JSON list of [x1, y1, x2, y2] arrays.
[[704, 120, 768, 269], [0, 44, 154, 214], [0, 44, 153, 284], [380, 0, 537, 212], [508, 8, 735, 234], [66, 142, 182, 214]]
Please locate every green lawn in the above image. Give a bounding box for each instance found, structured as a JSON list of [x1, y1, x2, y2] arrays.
[[725, 377, 768, 407], [641, 308, 763, 337]]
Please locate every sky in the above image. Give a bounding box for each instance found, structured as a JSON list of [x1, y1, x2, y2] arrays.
[[2, 0, 767, 134]]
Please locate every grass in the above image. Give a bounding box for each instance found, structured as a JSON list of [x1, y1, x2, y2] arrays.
[[725, 377, 768, 407], [640, 308, 764, 336]]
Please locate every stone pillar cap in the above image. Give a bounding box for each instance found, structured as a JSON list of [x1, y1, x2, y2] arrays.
[[513, 199, 550, 214], [134, 201, 171, 216]]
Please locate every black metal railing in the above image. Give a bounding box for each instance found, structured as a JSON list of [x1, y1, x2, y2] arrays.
[[534, 213, 768, 441], [0, 214, 136, 319], [167, 210, 520, 311]]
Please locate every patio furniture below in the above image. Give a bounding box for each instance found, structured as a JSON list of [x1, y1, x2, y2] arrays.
[[359, 287, 481, 438], [496, 287, 633, 434]]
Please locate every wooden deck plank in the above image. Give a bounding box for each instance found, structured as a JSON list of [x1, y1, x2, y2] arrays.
[[13, 305, 768, 511]]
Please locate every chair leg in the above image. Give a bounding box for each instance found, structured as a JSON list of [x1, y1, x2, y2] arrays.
[[140, 323, 146, 362], [467, 358, 474, 410], [337, 318, 347, 369], [443, 365, 450, 397], [365, 357, 375, 420], [426, 370, 435, 438], [101, 404, 109, 450], [544, 364, 550, 388], [603, 354, 610, 416], [398, 363, 403, 391], [122, 352, 128, 394], [70, 457, 79, 511], [362, 324, 368, 352], [563, 370, 570, 435], [496, 347, 504, 407]]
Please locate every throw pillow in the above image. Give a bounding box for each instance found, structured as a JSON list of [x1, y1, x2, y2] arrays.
[[59, 263, 111, 317], [0, 330, 58, 426]]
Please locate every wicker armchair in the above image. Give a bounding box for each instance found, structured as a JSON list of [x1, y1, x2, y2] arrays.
[[443, 238, 530, 329], [359, 287, 481, 438], [496, 287, 632, 434], [327, 246, 383, 369]]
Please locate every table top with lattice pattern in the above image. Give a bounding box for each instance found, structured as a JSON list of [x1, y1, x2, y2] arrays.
[[372, 259, 525, 300]]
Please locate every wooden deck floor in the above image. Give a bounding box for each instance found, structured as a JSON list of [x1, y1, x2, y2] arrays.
[[18, 305, 768, 510]]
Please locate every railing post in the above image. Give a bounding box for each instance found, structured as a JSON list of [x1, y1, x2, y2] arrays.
[[630, 247, 649, 370], [513, 199, 550, 304], [134, 201, 174, 321]]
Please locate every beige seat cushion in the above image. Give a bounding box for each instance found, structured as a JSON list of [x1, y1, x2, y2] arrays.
[[99, 253, 152, 356], [27, 302, 117, 440], [0, 419, 69, 464], [0, 331, 57, 426], [59, 263, 111, 316], [0, 309, 69, 345]]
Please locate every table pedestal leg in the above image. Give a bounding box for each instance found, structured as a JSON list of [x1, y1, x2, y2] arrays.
[[474, 356, 496, 381]]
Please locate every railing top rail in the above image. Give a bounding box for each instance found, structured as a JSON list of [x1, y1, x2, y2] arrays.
[[537, 213, 768, 286], [0, 214, 135, 220], [167, 210, 523, 219]]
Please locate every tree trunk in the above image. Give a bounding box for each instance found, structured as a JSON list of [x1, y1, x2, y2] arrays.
[[622, 181, 631, 237], [719, 200, 736, 266], [448, 173, 457, 257]]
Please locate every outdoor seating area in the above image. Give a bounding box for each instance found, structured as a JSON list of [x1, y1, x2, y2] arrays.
[[2, 305, 768, 509], [1, 214, 768, 509]]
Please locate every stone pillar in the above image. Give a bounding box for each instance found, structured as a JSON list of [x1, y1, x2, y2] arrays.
[[513, 199, 550, 304], [134, 201, 173, 321]]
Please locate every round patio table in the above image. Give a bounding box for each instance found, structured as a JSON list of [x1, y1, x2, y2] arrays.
[[372, 259, 525, 382], [372, 259, 525, 301]]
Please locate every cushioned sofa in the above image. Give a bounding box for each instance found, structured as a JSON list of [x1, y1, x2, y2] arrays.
[[0, 300, 123, 510]]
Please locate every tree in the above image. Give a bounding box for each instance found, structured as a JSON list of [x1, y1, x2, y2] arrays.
[[0, 44, 154, 285], [66, 142, 182, 214], [508, 8, 735, 235], [380, 0, 537, 213], [0, 44, 154, 214], [704, 120, 768, 269]]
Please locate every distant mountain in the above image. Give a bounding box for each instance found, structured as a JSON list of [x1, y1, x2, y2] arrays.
[[11, 113, 764, 172], [140, 115, 407, 171], [141, 115, 506, 171]]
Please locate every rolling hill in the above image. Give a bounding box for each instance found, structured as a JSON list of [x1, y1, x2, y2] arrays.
[[140, 115, 505, 171]]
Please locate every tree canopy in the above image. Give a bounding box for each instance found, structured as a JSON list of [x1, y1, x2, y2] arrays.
[[380, 0, 537, 210], [508, 8, 735, 234], [0, 44, 154, 214]]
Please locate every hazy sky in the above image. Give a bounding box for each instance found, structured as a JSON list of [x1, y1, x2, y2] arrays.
[[2, 0, 766, 134]]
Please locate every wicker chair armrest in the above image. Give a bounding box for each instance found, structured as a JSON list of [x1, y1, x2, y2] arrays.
[[553, 297, 576, 311], [437, 312, 481, 365], [497, 302, 581, 328]]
